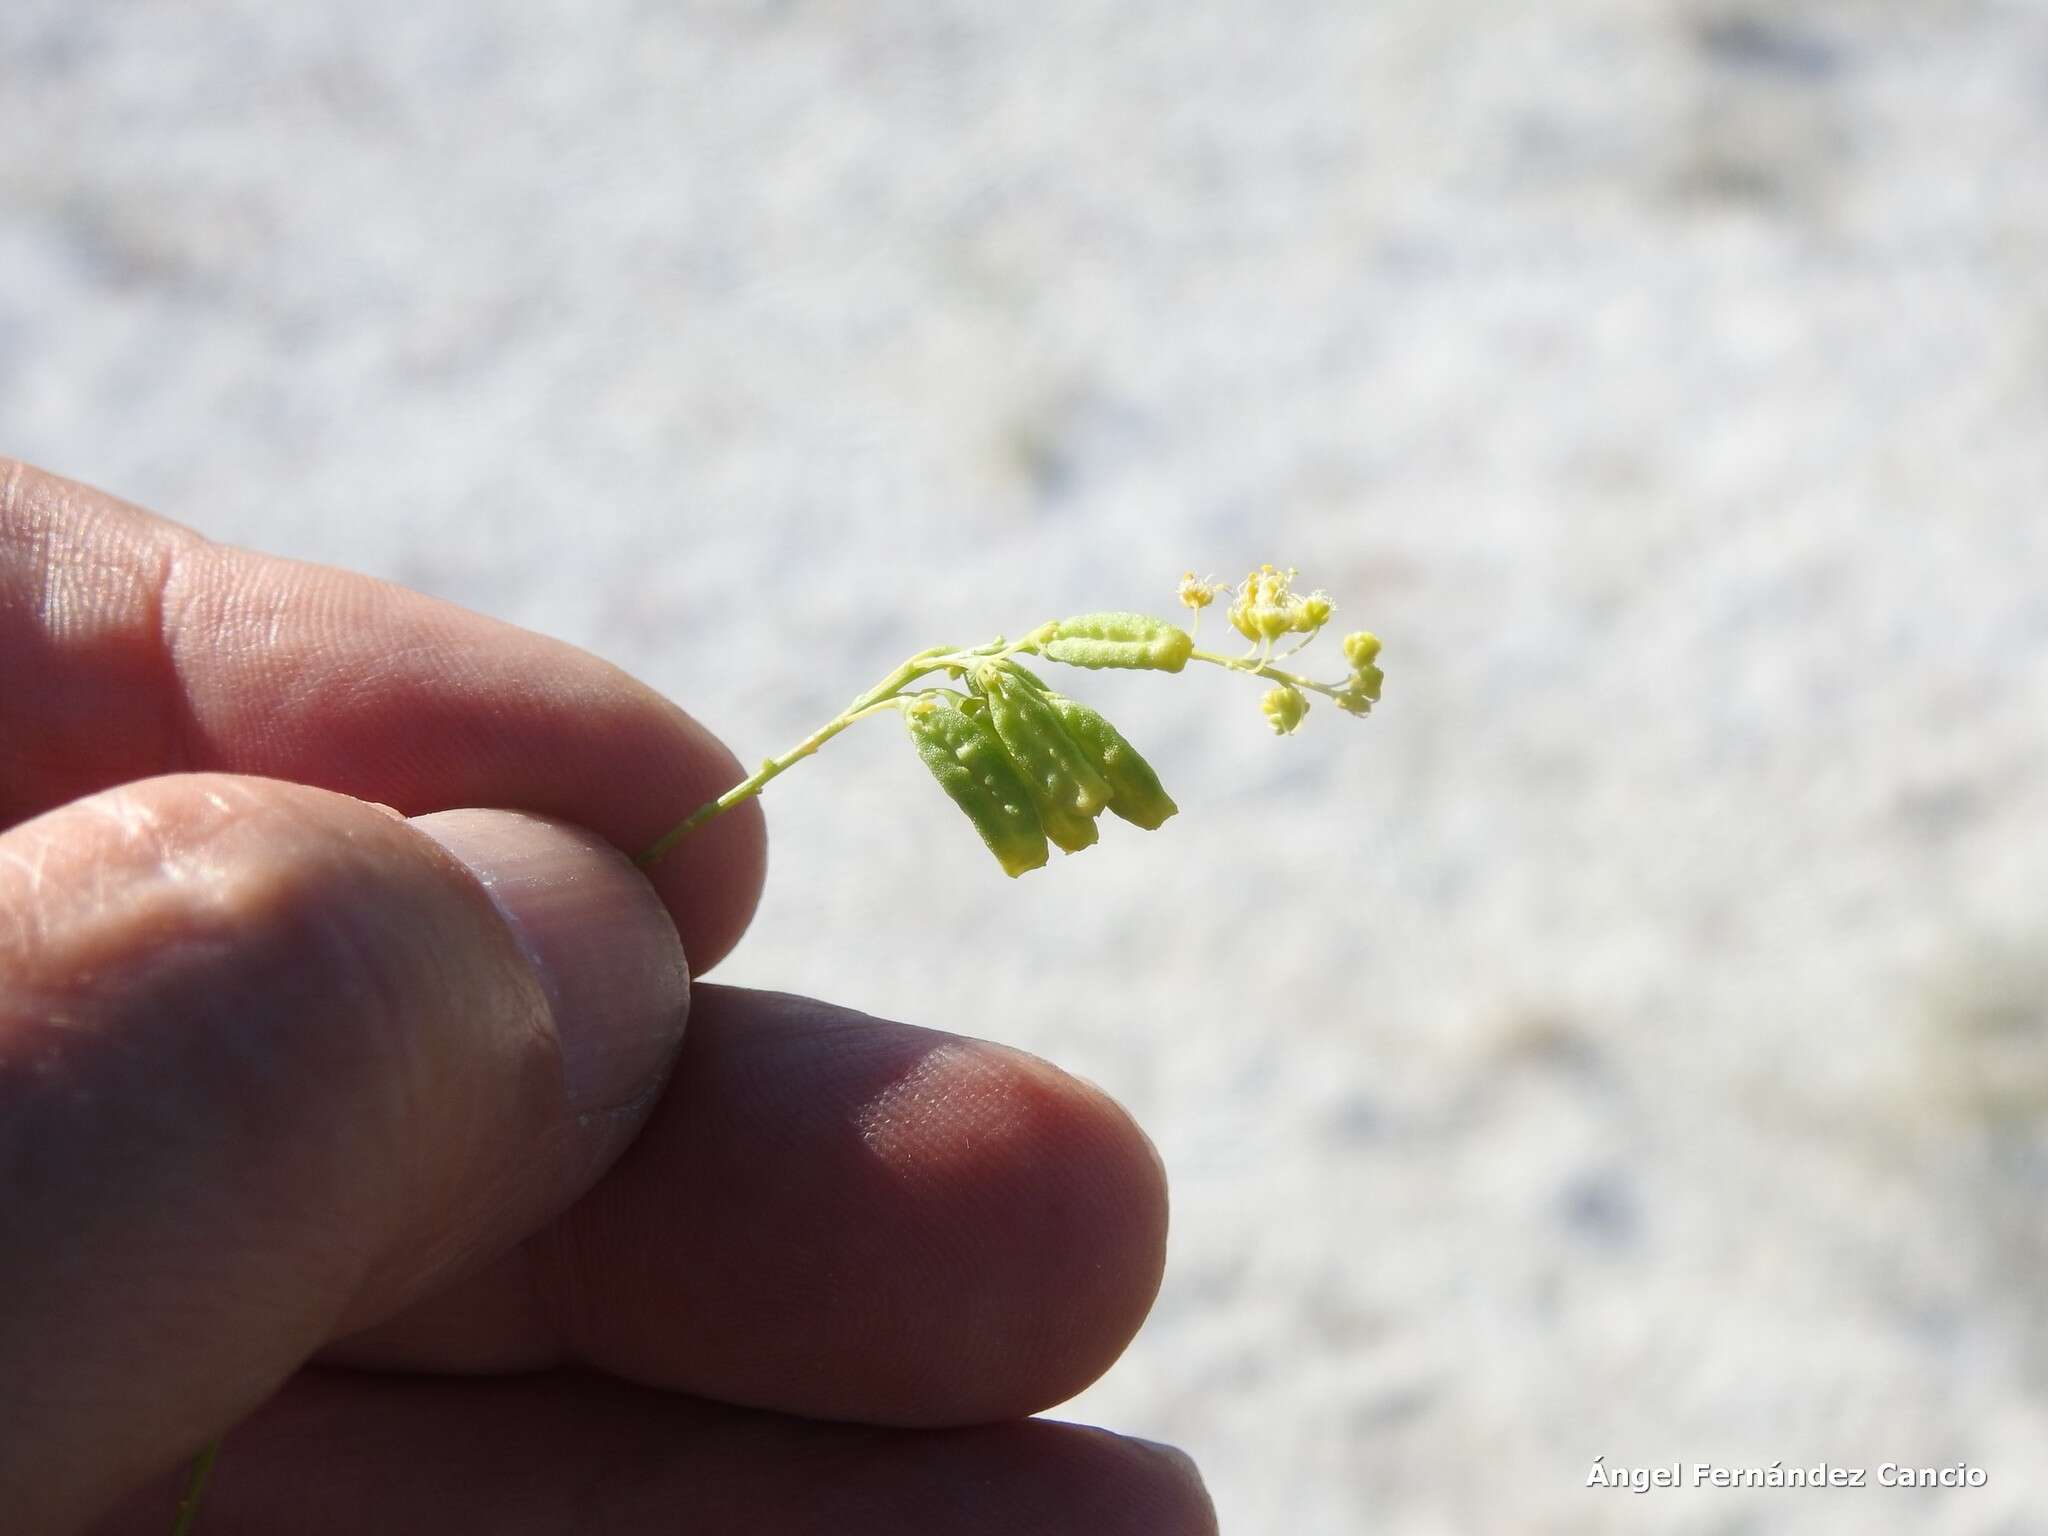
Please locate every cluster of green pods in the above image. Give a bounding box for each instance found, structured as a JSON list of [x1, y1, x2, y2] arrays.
[[902, 619, 1182, 876]]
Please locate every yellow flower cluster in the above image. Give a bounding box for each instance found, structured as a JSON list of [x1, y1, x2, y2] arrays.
[[1227, 564, 1331, 644]]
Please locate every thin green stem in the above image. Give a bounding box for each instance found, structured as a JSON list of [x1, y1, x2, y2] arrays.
[[1188, 646, 1352, 703], [636, 639, 1034, 866], [169, 1437, 220, 1536], [1269, 627, 1322, 663]]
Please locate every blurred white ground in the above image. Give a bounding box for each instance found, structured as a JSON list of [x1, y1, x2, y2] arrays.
[[6, 2, 2048, 1530]]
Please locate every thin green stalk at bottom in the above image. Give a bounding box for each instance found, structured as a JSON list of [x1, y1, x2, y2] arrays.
[[635, 639, 1024, 866], [170, 1437, 220, 1536]]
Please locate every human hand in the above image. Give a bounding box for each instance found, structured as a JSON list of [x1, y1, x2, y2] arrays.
[[0, 460, 1212, 1534]]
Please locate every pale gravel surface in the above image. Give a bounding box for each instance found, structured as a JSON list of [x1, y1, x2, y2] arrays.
[[7, 2, 2048, 1531]]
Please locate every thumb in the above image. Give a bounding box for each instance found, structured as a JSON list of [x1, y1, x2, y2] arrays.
[[0, 774, 690, 1531]]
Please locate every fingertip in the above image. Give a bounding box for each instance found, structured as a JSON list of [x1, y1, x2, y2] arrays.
[[850, 1037, 1172, 1397], [551, 990, 1170, 1425], [872, 1038, 1169, 1417]]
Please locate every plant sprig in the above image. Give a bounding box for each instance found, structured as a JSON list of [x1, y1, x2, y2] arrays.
[[637, 564, 1383, 875]]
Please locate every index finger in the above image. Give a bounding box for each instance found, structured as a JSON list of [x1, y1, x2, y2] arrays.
[[0, 458, 764, 971]]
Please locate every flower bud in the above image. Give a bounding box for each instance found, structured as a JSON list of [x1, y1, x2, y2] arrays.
[[1342, 631, 1381, 669], [1261, 685, 1309, 735]]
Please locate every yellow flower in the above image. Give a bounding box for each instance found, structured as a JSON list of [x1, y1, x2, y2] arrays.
[[1228, 564, 1297, 641], [1227, 564, 1333, 642]]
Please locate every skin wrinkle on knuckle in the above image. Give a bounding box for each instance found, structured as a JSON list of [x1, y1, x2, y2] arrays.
[[0, 839, 386, 1370], [0, 822, 64, 959], [146, 523, 217, 778], [1, 781, 254, 1013], [9, 784, 536, 1242], [0, 454, 24, 525], [1, 462, 209, 806], [118, 801, 417, 1147]]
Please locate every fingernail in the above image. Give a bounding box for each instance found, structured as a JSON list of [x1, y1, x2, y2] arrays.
[[410, 809, 689, 1114]]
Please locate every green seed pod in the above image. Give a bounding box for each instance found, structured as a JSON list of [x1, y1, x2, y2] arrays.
[[1039, 612, 1194, 673], [975, 665, 1114, 855], [1039, 691, 1179, 831], [902, 692, 1049, 877], [990, 657, 1054, 694], [1037, 797, 1102, 853]]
